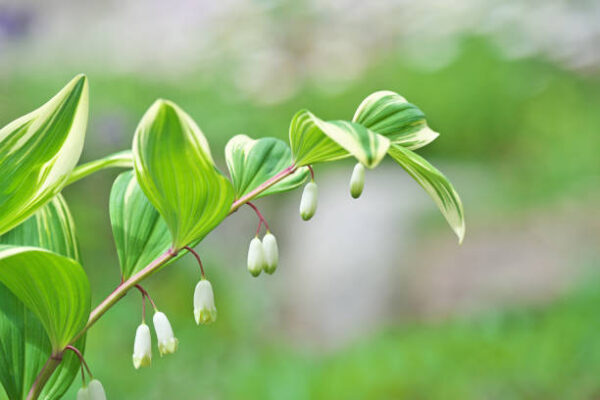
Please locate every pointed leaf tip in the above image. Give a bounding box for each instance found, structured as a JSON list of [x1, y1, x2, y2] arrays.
[[388, 144, 465, 244], [0, 74, 89, 235], [133, 100, 233, 249]]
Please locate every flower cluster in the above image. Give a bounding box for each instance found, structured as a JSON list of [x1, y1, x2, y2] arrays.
[[247, 232, 279, 277], [132, 310, 178, 369]]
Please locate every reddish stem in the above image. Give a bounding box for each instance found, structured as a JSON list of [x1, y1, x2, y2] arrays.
[[135, 284, 157, 311], [247, 202, 270, 233], [230, 165, 296, 213], [184, 246, 206, 278], [65, 345, 93, 381], [307, 165, 315, 180]]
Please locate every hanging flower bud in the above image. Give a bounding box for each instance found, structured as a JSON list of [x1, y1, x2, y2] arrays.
[[300, 181, 318, 220], [78, 379, 107, 400], [88, 379, 107, 400], [77, 386, 89, 400], [262, 232, 279, 274], [349, 163, 365, 199], [152, 311, 179, 356], [247, 237, 265, 277], [194, 279, 217, 324], [132, 322, 152, 369]]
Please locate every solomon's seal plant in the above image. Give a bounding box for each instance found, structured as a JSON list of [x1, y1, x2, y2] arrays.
[[0, 75, 465, 399]]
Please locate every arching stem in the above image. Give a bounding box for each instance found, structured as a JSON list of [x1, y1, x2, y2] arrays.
[[65, 345, 93, 383], [184, 246, 206, 278], [307, 165, 315, 180], [247, 202, 270, 234]]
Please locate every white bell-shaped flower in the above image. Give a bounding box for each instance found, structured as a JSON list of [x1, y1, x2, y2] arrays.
[[194, 279, 217, 324], [300, 181, 318, 220], [132, 322, 152, 369], [77, 386, 89, 400], [153, 311, 179, 356], [247, 237, 265, 277], [78, 379, 107, 400], [88, 379, 107, 400], [262, 232, 279, 274], [349, 163, 365, 199]]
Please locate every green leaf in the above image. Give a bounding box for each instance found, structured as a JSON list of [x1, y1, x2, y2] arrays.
[[388, 144, 465, 243], [289, 109, 389, 168], [353, 91, 439, 150], [0, 197, 86, 399], [133, 99, 234, 249], [110, 171, 172, 279], [225, 135, 309, 200], [0, 75, 89, 236], [0, 195, 79, 262], [0, 246, 90, 352], [67, 149, 133, 185]]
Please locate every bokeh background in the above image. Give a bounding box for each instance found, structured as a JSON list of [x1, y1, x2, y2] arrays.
[[1, 0, 600, 398]]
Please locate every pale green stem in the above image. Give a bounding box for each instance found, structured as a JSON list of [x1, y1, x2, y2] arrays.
[[26, 356, 62, 400], [66, 150, 133, 185]]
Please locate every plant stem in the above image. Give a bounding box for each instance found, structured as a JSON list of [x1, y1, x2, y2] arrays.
[[183, 246, 206, 278], [65, 345, 93, 378], [230, 165, 296, 213], [28, 164, 299, 399], [247, 202, 270, 233], [70, 249, 175, 344], [66, 150, 133, 186], [26, 356, 62, 400]]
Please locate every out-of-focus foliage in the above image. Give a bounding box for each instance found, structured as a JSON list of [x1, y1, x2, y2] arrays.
[[1, 38, 596, 205], [1, 35, 599, 399], [63, 266, 600, 399]]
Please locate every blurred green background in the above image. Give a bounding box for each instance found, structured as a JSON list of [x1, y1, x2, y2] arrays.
[[1, 0, 600, 399]]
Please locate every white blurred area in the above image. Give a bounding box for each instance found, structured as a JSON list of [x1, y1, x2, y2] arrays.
[[0, 0, 599, 103]]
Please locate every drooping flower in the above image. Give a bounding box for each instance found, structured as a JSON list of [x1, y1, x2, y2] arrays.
[[349, 163, 365, 199], [262, 232, 279, 274], [247, 237, 265, 277], [300, 181, 318, 220], [194, 279, 217, 324], [153, 311, 179, 356], [132, 322, 152, 369], [77, 379, 107, 400]]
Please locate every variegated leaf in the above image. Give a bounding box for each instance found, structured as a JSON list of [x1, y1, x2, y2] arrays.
[[225, 135, 309, 200], [289, 109, 389, 169], [353, 91, 438, 150], [0, 194, 79, 262], [67, 149, 133, 185], [0, 246, 90, 352], [0, 196, 86, 399], [110, 171, 172, 279], [133, 100, 234, 249], [388, 144, 465, 243], [0, 75, 89, 236]]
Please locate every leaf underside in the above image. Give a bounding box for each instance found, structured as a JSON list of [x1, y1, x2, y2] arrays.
[[353, 90, 439, 150], [289, 109, 389, 168]]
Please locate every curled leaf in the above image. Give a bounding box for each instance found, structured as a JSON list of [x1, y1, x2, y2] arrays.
[[0, 74, 89, 235], [353, 91, 438, 150], [289, 110, 389, 169], [388, 144, 465, 243]]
